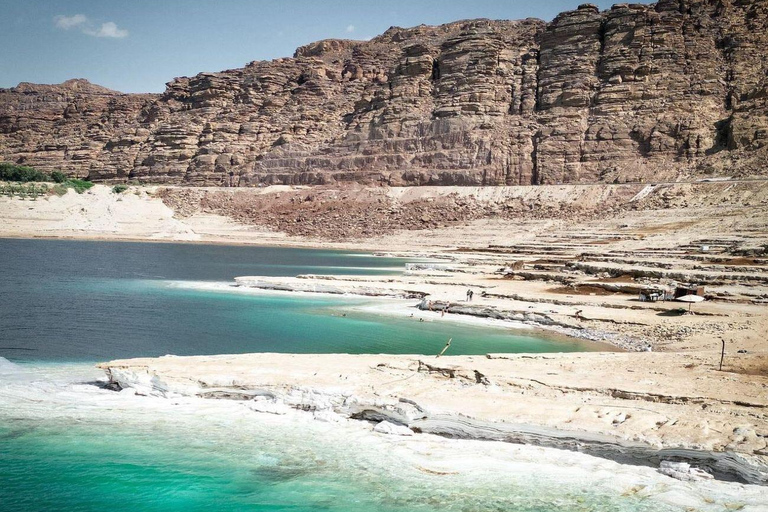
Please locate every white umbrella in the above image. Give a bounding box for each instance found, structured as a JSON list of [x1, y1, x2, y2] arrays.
[[676, 294, 705, 313]]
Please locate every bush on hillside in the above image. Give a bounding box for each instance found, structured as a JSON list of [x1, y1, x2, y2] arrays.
[[0, 163, 95, 194], [112, 184, 129, 194], [68, 178, 93, 194], [0, 163, 50, 182], [51, 184, 68, 196], [51, 171, 67, 183]]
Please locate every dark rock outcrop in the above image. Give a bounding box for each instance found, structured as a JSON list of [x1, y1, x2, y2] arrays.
[[1, 0, 766, 185]]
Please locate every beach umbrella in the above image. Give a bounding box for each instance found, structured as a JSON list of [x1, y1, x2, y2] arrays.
[[675, 294, 705, 313]]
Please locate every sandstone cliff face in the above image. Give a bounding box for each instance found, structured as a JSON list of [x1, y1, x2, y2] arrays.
[[1, 0, 766, 186]]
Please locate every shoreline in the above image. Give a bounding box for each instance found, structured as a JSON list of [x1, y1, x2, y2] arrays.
[[4, 182, 768, 492], [4, 360, 767, 511], [0, 233, 377, 251], [165, 280, 621, 352], [231, 274, 653, 351], [98, 352, 768, 486]]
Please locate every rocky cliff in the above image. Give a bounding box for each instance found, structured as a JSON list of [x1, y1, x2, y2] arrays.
[[1, 0, 766, 186]]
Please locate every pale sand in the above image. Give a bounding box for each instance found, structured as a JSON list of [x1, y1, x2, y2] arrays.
[[0, 185, 300, 245]]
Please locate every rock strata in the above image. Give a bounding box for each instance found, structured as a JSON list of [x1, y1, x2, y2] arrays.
[[1, 1, 766, 185]]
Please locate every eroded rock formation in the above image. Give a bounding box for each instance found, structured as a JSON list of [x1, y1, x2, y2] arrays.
[[1, 0, 766, 185]]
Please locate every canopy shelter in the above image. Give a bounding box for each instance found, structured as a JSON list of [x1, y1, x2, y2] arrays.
[[676, 294, 705, 314]]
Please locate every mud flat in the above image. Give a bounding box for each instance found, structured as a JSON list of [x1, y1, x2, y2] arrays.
[[99, 352, 768, 485]]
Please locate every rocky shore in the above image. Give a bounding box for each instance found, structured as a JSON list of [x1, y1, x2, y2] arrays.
[[232, 275, 645, 350], [99, 352, 768, 485]]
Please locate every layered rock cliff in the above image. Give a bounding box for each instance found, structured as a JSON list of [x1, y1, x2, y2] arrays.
[[1, 0, 766, 186]]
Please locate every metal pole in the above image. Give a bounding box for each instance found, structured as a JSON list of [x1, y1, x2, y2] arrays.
[[719, 338, 725, 371]]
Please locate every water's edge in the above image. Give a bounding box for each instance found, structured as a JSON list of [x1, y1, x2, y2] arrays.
[[102, 362, 768, 486]]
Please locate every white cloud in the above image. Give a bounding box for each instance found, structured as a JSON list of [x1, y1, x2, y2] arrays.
[[84, 22, 129, 38], [54, 14, 87, 30], [54, 15, 128, 38], [345, 24, 355, 33]]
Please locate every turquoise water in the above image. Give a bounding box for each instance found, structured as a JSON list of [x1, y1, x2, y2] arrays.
[[0, 238, 599, 361], [2, 239, 749, 511], [1, 361, 740, 512]]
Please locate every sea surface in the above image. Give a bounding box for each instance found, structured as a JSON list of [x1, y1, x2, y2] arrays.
[[0, 238, 598, 361], [1, 239, 760, 511]]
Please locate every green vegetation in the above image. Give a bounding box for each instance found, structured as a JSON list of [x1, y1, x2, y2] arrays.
[[68, 178, 94, 194], [0, 163, 49, 183], [51, 184, 68, 197], [0, 163, 94, 195], [112, 184, 129, 194], [0, 182, 49, 199]]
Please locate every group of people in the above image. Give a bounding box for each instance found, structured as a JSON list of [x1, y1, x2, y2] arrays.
[[466, 289, 474, 301]]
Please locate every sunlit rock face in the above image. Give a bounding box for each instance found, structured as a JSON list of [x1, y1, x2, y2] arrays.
[[1, 0, 766, 186]]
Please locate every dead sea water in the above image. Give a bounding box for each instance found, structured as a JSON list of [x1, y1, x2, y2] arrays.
[[1, 239, 762, 511], [0, 238, 599, 360], [2, 360, 763, 512]]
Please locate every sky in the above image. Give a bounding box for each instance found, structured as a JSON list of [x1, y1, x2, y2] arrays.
[[1, 0, 651, 94]]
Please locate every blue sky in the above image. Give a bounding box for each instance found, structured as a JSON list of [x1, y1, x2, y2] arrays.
[[1, 0, 650, 93]]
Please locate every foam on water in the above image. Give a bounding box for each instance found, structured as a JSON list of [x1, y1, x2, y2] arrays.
[[161, 278, 367, 298], [1, 360, 765, 512]]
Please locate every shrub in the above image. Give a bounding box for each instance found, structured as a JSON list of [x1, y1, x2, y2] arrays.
[[50, 184, 69, 197], [51, 171, 67, 183], [67, 178, 94, 194], [0, 183, 47, 199], [112, 184, 129, 194], [0, 163, 50, 182]]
